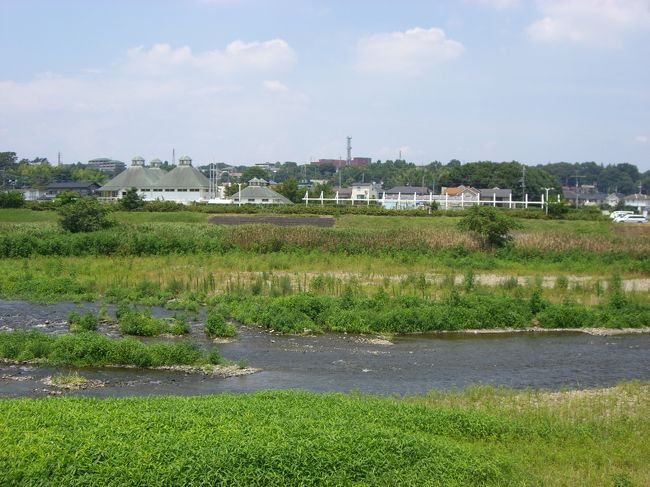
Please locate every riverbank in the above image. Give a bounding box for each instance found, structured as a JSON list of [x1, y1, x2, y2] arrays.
[[435, 326, 650, 336], [1, 384, 647, 486]]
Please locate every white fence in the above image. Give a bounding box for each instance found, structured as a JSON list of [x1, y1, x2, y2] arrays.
[[303, 191, 560, 209]]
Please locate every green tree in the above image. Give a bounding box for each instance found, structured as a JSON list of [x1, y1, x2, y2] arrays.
[[0, 152, 17, 168], [241, 166, 268, 182], [120, 188, 144, 210], [457, 205, 521, 249], [0, 191, 25, 208], [58, 197, 114, 233], [276, 178, 302, 203]]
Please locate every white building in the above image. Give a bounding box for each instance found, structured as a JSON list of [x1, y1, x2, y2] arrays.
[[98, 155, 212, 203], [624, 194, 650, 213], [231, 178, 293, 205], [351, 182, 381, 201]]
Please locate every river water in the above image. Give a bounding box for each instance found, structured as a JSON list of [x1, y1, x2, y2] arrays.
[[1, 300, 649, 398]]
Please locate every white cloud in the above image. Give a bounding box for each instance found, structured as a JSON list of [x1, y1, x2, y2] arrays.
[[356, 27, 464, 75], [0, 39, 307, 164], [635, 135, 648, 143], [527, 0, 650, 46], [122, 40, 296, 76], [263, 80, 289, 92]]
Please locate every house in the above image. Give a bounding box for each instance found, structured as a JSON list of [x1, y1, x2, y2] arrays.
[[17, 188, 46, 201], [45, 181, 100, 199], [351, 182, 381, 201], [605, 193, 624, 207], [231, 178, 293, 205], [563, 191, 608, 206], [623, 194, 650, 212], [383, 186, 430, 197], [331, 186, 352, 199], [479, 188, 512, 202], [381, 186, 430, 209], [441, 185, 480, 201]]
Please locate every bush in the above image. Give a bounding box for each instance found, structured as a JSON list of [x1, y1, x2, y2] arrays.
[[0, 191, 25, 208], [537, 304, 601, 328], [68, 311, 99, 332], [117, 307, 172, 336], [58, 197, 114, 233], [205, 312, 236, 338], [458, 206, 521, 249]]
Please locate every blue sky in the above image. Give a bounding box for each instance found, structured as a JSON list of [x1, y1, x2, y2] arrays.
[[1, 0, 649, 170]]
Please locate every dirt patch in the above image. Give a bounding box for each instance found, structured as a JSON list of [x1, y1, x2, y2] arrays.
[[209, 215, 335, 227]]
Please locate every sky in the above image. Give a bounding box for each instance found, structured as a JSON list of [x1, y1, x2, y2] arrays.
[[0, 0, 649, 170]]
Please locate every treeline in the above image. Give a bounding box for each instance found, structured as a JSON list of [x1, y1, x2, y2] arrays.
[[0, 151, 107, 188], [538, 161, 650, 195], [224, 159, 649, 200]]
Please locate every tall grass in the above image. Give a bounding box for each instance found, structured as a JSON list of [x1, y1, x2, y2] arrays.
[[215, 291, 649, 334], [0, 330, 216, 367]]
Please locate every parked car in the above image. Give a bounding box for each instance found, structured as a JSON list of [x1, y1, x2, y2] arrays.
[[610, 211, 634, 220], [614, 214, 647, 223]]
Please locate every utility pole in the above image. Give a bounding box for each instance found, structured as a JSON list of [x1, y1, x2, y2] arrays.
[[573, 170, 586, 208]]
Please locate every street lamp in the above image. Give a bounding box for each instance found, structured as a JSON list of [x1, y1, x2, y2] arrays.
[[237, 183, 242, 207], [542, 187, 552, 215]]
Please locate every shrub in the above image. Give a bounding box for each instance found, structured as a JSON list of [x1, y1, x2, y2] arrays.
[[58, 197, 114, 233], [0, 191, 25, 208], [204, 312, 236, 338], [53, 191, 80, 206], [68, 310, 99, 332], [457, 206, 521, 249], [169, 317, 191, 335], [117, 307, 170, 336], [537, 304, 601, 328]]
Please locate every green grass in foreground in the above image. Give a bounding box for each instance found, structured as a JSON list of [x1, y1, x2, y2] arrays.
[[0, 385, 648, 486]]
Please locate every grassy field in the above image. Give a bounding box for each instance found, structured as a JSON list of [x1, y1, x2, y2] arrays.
[[0, 384, 647, 486], [1, 209, 648, 319]]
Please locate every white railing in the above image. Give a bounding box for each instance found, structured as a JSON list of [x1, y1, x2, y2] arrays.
[[302, 191, 561, 209]]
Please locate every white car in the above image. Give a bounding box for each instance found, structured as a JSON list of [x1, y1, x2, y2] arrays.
[[610, 211, 634, 220], [614, 214, 647, 223]]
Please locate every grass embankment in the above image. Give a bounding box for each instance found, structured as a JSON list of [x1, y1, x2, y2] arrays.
[[1, 384, 647, 486], [0, 331, 221, 368]]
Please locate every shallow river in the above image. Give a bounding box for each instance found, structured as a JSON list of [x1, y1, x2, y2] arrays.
[[1, 300, 649, 398]]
